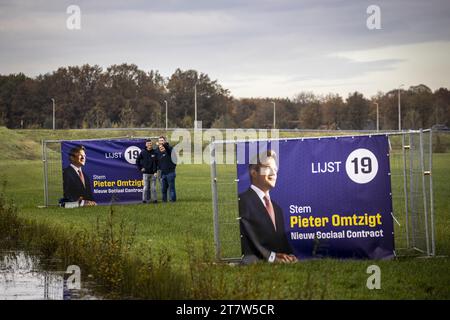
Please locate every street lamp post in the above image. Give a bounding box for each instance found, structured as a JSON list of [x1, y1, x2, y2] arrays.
[[164, 100, 168, 131], [271, 101, 276, 129], [398, 84, 404, 131], [374, 102, 379, 132], [51, 98, 55, 130]]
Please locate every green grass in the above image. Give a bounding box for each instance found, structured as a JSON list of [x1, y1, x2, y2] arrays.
[[0, 127, 449, 299], [0, 127, 42, 160]]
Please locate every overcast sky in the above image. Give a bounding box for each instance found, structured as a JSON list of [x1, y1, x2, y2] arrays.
[[1, 0, 449, 98]]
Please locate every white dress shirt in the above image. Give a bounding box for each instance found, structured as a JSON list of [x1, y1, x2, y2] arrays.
[[69, 163, 85, 206], [249, 184, 276, 262]]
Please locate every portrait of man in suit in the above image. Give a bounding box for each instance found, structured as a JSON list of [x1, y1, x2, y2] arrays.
[[62, 145, 97, 206], [238, 149, 296, 264]]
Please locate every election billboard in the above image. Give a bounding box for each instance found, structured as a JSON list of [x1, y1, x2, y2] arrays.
[[61, 139, 146, 205], [236, 135, 395, 260]]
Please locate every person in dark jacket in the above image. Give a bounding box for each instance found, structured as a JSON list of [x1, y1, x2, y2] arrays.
[[137, 139, 159, 203], [62, 145, 96, 206], [239, 150, 296, 264], [157, 137, 177, 202]]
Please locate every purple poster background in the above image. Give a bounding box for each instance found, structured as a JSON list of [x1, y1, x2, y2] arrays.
[[61, 139, 146, 205], [236, 135, 395, 259]]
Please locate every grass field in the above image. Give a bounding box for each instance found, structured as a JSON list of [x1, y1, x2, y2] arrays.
[[0, 127, 449, 299]]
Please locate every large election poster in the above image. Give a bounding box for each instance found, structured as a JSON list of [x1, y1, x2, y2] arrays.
[[236, 135, 395, 259], [61, 139, 146, 205]]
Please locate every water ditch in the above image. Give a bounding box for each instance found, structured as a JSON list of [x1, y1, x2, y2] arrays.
[[0, 250, 100, 300]]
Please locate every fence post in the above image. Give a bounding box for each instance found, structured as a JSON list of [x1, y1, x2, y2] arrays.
[[429, 129, 436, 256], [408, 131, 416, 248], [210, 141, 221, 261], [419, 129, 431, 255]]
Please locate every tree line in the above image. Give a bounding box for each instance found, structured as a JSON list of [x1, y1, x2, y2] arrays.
[[0, 63, 449, 130]]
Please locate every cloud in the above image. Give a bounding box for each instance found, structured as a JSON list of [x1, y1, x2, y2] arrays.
[[0, 0, 449, 98]]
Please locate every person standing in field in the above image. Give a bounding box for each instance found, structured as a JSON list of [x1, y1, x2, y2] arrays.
[[238, 150, 296, 264], [137, 139, 159, 204], [157, 136, 177, 202], [62, 145, 97, 206]]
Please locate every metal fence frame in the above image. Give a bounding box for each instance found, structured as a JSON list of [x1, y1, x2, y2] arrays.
[[41, 130, 438, 259], [210, 129, 436, 262]]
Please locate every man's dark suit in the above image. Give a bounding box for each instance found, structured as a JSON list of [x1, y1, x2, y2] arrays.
[[238, 188, 293, 262], [63, 166, 94, 202]]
